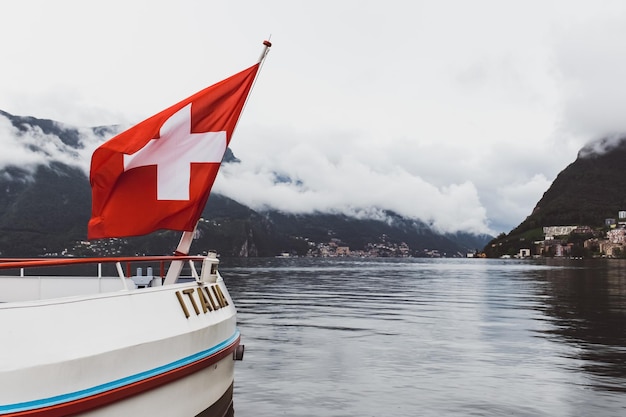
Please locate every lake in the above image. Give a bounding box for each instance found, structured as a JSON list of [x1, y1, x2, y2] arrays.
[[220, 257, 626, 417]]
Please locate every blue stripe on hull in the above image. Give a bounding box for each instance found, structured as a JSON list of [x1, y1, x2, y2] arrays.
[[0, 330, 240, 415]]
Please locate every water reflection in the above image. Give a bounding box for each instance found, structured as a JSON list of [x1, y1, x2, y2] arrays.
[[222, 258, 626, 416], [539, 259, 626, 392]]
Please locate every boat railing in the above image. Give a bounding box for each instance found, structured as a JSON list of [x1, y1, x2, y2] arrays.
[[0, 255, 218, 301]]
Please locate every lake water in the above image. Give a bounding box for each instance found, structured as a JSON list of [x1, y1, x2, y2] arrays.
[[220, 257, 626, 417]]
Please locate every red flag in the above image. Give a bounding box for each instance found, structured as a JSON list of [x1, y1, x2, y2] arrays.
[[88, 63, 259, 239]]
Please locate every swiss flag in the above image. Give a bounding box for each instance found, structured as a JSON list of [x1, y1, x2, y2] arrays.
[[88, 63, 260, 239]]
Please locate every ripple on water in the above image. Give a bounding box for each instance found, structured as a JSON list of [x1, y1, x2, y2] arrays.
[[223, 258, 626, 417]]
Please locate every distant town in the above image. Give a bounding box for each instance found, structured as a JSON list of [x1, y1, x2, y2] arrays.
[[484, 210, 626, 259], [61, 233, 450, 259], [66, 218, 626, 259], [304, 237, 413, 258], [65, 215, 626, 260], [288, 235, 451, 258]]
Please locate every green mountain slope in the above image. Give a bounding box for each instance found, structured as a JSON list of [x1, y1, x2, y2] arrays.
[[484, 136, 626, 257]]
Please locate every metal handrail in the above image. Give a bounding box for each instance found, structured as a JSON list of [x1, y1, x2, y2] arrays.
[[0, 255, 206, 270]]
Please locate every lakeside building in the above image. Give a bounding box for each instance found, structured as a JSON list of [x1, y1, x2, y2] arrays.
[[543, 226, 578, 239], [530, 211, 626, 258]]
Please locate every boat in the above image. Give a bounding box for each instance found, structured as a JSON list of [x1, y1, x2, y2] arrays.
[[0, 40, 271, 417]]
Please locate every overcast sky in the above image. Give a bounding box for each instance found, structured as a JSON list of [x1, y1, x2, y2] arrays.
[[2, 0, 626, 235]]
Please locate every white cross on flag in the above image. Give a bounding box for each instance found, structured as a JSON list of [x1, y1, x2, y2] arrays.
[[88, 63, 259, 239]]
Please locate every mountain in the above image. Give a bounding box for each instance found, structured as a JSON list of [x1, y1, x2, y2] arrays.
[[483, 135, 626, 257], [0, 110, 491, 257]]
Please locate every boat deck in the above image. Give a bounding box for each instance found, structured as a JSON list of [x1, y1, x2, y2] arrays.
[[0, 275, 135, 303]]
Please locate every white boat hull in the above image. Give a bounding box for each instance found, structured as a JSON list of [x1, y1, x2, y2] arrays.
[[0, 271, 239, 417], [80, 356, 235, 417]]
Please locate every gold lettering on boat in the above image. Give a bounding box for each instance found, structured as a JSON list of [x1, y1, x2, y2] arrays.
[[203, 286, 219, 311], [182, 288, 200, 315], [217, 285, 229, 306], [196, 287, 212, 313], [175, 291, 190, 318], [212, 285, 229, 308], [176, 284, 228, 318]]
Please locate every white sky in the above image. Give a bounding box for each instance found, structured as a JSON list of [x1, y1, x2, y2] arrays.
[[2, 0, 626, 235]]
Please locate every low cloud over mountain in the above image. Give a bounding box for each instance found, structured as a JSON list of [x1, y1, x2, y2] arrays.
[[0, 110, 493, 238], [0, 110, 120, 178]]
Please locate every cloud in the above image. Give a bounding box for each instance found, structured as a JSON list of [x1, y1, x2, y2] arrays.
[[577, 134, 626, 158], [554, 13, 626, 139], [214, 126, 493, 235], [4, 0, 626, 235], [0, 111, 495, 235], [0, 114, 112, 177], [489, 174, 553, 230]]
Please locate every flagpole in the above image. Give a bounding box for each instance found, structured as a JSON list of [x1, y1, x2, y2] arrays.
[[163, 40, 272, 285], [258, 39, 272, 63]]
